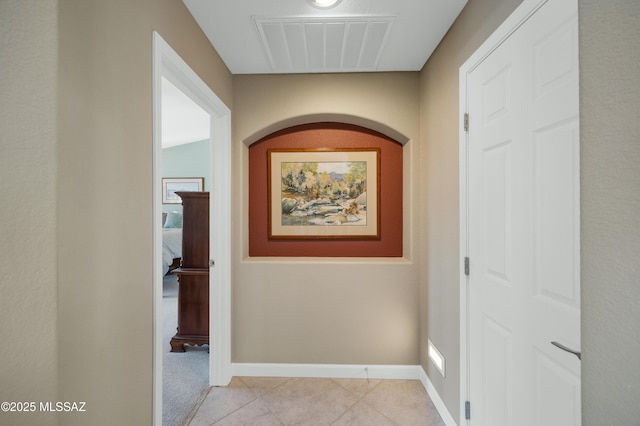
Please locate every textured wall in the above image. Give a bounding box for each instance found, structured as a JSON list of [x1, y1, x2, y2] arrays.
[[579, 0, 640, 423], [57, 0, 232, 424], [162, 140, 210, 213], [233, 73, 421, 365], [418, 0, 524, 421], [0, 1, 58, 425], [421, 0, 640, 422], [7, 0, 637, 423]]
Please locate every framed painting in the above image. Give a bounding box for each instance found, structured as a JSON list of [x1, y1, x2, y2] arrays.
[[268, 148, 380, 239], [162, 177, 204, 204]]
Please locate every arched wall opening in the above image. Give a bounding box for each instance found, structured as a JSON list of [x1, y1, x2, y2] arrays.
[[247, 122, 404, 257], [243, 114, 410, 147]]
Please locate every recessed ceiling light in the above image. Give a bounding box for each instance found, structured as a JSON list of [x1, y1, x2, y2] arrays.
[[307, 0, 343, 9]]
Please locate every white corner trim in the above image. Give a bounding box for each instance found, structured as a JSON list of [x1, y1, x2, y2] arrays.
[[418, 367, 458, 426], [154, 32, 233, 388]]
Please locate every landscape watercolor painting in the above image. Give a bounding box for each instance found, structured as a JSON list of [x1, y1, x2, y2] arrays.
[[268, 148, 380, 239]]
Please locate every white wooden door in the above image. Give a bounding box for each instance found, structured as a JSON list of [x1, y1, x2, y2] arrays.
[[465, 1, 580, 424]]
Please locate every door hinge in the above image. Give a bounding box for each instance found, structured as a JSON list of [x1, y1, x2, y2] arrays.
[[464, 257, 470, 276], [209, 259, 215, 267], [465, 400, 471, 420], [464, 113, 469, 132]]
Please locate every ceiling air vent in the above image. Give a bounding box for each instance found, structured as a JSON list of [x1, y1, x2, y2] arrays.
[[254, 16, 394, 73]]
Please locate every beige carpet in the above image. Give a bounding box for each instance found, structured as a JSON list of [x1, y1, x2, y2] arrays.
[[162, 274, 210, 426]]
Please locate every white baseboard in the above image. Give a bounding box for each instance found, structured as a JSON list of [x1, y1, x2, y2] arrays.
[[418, 367, 458, 426], [231, 363, 457, 425], [232, 363, 422, 380]]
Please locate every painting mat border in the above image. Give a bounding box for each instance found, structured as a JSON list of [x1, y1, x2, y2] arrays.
[[268, 148, 380, 239]]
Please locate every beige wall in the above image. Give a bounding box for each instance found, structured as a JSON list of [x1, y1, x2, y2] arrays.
[[57, 0, 232, 424], [420, 0, 640, 423], [232, 73, 421, 364], [579, 0, 640, 423], [0, 2, 58, 425], [418, 0, 525, 421], [4, 0, 638, 423]]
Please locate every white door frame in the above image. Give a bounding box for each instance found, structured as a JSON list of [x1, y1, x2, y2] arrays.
[[152, 31, 232, 425], [458, 0, 549, 423]]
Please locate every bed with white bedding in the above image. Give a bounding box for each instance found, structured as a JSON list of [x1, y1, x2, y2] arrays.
[[162, 212, 183, 275]]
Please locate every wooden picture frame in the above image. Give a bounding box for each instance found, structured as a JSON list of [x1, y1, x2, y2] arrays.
[[268, 148, 380, 239], [162, 177, 204, 204]]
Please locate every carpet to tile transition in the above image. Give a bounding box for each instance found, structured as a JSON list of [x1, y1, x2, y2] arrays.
[[162, 275, 210, 426]]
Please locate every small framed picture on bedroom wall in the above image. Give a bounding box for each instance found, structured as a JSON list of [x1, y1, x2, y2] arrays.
[[162, 177, 204, 204]]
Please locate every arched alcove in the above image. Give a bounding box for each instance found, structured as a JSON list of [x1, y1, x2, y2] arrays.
[[248, 122, 403, 257], [243, 114, 410, 147]]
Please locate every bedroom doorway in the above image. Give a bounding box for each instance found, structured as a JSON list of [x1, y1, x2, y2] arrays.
[[152, 32, 232, 426]]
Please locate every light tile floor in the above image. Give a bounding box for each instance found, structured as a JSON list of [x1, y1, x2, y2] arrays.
[[188, 377, 445, 425]]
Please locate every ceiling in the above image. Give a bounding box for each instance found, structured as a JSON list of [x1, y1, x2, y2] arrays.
[[163, 0, 468, 148], [161, 77, 210, 148], [183, 0, 468, 74]]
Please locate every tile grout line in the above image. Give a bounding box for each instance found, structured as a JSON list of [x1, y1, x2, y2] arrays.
[[356, 393, 402, 426], [193, 378, 262, 426], [255, 396, 286, 425], [240, 376, 291, 425], [187, 386, 214, 426], [192, 377, 437, 426], [210, 397, 259, 425], [248, 376, 373, 426], [328, 378, 376, 425], [328, 378, 400, 426]]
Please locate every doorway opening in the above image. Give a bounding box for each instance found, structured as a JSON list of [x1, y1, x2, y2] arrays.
[[160, 75, 211, 424], [152, 31, 232, 425]]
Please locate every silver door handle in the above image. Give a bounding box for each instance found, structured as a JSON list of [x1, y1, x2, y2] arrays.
[[551, 341, 581, 360]]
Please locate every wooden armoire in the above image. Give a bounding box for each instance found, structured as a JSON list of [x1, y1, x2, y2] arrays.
[[170, 191, 209, 352]]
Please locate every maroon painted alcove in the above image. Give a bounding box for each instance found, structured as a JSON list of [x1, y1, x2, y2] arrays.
[[248, 122, 403, 257]]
